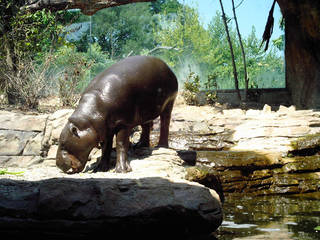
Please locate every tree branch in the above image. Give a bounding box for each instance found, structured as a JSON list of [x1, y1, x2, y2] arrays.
[[147, 46, 179, 54], [22, 0, 155, 15]]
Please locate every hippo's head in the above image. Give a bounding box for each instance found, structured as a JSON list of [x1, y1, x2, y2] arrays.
[[56, 120, 99, 173]]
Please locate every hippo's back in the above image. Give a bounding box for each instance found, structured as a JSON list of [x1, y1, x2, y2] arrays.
[[81, 56, 178, 125], [85, 56, 178, 98]]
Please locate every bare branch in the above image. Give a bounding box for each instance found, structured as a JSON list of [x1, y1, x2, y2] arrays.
[[235, 0, 245, 9], [147, 46, 179, 54], [22, 0, 155, 15]]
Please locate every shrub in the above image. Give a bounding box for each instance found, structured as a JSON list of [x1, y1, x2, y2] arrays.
[[53, 45, 93, 107], [3, 56, 54, 109], [205, 73, 218, 105], [182, 67, 201, 105], [52, 44, 113, 107]]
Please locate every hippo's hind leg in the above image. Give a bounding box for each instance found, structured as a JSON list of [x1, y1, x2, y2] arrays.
[[115, 128, 132, 173], [157, 99, 175, 148]]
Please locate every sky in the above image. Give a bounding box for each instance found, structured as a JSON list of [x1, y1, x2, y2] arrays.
[[178, 0, 283, 41]]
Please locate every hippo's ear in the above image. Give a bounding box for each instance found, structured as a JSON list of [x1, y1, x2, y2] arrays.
[[69, 123, 80, 138]]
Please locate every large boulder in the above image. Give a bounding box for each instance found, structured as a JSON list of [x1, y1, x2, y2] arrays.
[[0, 148, 223, 238]]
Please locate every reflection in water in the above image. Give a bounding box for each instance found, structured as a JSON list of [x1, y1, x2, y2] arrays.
[[217, 195, 320, 240]]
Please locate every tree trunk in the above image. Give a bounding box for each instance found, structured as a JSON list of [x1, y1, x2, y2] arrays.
[[3, 32, 20, 105], [218, 0, 241, 102], [231, 0, 248, 101], [277, 0, 320, 109]]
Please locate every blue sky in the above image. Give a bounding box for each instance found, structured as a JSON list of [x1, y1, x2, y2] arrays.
[[178, 0, 283, 41]]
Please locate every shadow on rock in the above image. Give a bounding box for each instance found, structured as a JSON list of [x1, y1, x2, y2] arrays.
[[0, 176, 223, 239]]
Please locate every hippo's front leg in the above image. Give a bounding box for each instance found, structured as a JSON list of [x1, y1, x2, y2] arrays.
[[115, 128, 132, 173], [93, 133, 113, 172]]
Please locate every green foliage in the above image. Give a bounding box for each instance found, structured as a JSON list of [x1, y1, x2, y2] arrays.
[[0, 2, 78, 106], [53, 45, 91, 106], [272, 35, 284, 51], [150, 0, 182, 14], [207, 14, 284, 89], [206, 92, 217, 105], [155, 8, 284, 90], [273, 18, 285, 51], [315, 226, 320, 231], [10, 10, 59, 58], [205, 73, 218, 105], [1, 0, 285, 109], [182, 66, 201, 105], [154, 5, 214, 68], [50, 43, 114, 106], [0, 6, 72, 60], [73, 3, 157, 59], [86, 43, 115, 80]]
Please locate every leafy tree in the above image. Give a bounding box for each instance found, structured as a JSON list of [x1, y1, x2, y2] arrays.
[[244, 27, 285, 88], [154, 5, 219, 83], [48, 42, 115, 106], [206, 11, 284, 90], [150, 0, 182, 14], [207, 11, 238, 89], [73, 3, 156, 59]]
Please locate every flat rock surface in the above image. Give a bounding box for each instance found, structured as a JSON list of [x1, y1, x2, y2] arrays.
[[0, 110, 48, 132]]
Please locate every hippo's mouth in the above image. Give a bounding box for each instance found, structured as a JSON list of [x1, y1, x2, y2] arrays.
[[56, 149, 86, 174], [68, 154, 85, 173]]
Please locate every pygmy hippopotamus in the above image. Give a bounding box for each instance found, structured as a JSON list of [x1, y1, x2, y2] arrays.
[[56, 55, 178, 173]]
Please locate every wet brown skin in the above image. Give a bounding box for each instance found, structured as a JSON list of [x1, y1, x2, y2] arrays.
[[56, 56, 178, 173]]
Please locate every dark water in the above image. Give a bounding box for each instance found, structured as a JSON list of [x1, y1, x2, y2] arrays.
[[217, 195, 320, 240]]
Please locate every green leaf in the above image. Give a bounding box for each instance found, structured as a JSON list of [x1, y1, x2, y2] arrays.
[[0, 169, 24, 176], [315, 226, 320, 231]]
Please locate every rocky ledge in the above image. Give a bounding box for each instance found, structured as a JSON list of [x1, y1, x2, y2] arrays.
[[186, 147, 320, 197], [0, 148, 223, 238]]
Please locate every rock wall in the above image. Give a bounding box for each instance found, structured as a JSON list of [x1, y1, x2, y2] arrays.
[[167, 105, 320, 197], [161, 105, 320, 153], [0, 109, 73, 168], [186, 150, 320, 196]]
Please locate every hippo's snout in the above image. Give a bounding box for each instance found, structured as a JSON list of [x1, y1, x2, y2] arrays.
[[56, 146, 72, 172], [56, 147, 85, 173]]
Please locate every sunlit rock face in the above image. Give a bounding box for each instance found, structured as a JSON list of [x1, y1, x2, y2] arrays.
[[1, 104, 320, 197]]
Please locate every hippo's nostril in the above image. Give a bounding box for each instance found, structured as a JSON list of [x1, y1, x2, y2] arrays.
[[56, 159, 71, 173], [56, 148, 72, 173]]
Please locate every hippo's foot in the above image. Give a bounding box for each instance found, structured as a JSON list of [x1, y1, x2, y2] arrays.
[[155, 143, 169, 148], [92, 160, 110, 172], [115, 161, 132, 173], [133, 140, 150, 150]]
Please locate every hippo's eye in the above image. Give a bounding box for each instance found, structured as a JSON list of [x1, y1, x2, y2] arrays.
[[71, 126, 80, 138]]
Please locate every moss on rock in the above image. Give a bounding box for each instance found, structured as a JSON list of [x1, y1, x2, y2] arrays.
[[290, 132, 320, 151]]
